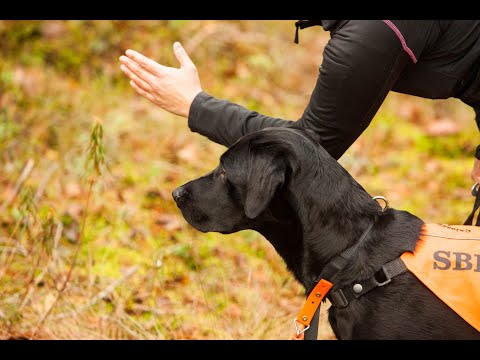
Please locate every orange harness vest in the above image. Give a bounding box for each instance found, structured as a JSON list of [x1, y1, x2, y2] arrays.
[[401, 223, 480, 332]]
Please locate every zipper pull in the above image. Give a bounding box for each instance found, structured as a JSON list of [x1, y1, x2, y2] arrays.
[[294, 20, 324, 44], [294, 21, 300, 44]]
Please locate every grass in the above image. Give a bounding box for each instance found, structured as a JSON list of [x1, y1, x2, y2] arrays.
[[0, 20, 479, 340]]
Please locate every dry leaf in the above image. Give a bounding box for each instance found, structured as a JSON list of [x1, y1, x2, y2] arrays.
[[155, 214, 183, 231], [425, 118, 460, 136], [65, 182, 82, 198], [177, 144, 199, 164]]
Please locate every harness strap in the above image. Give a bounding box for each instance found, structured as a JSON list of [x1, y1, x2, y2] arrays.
[[306, 221, 376, 295], [328, 257, 408, 308], [464, 183, 480, 226], [303, 220, 377, 340]]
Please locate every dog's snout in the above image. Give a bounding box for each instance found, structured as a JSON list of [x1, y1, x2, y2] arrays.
[[172, 186, 188, 205]]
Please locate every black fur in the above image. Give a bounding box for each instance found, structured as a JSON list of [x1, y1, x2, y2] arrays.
[[172, 127, 479, 340]]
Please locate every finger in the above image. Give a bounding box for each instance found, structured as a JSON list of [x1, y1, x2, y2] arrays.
[[124, 49, 169, 76], [120, 64, 152, 92], [120, 56, 157, 87], [173, 42, 195, 69], [130, 80, 155, 103]]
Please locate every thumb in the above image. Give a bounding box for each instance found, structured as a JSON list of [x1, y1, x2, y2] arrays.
[[173, 42, 195, 69]]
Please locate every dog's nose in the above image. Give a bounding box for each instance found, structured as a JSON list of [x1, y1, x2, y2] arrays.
[[172, 186, 188, 205]]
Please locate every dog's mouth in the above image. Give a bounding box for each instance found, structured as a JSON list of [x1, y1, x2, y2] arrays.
[[176, 203, 249, 234], [175, 203, 212, 233]]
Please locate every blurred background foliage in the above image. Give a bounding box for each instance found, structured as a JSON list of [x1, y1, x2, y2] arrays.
[[0, 20, 478, 339]]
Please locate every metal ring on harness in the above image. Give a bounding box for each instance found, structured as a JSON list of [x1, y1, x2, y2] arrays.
[[471, 182, 479, 197], [372, 196, 389, 212]]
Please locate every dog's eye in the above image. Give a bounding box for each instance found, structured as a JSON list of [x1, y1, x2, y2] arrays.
[[219, 167, 226, 178]]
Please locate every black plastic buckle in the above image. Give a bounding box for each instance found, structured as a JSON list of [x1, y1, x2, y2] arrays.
[[374, 266, 392, 287]]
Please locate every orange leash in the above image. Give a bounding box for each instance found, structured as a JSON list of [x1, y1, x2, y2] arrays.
[[291, 279, 333, 340]]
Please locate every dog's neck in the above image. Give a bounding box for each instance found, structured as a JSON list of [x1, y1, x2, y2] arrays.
[[256, 153, 420, 289], [299, 178, 383, 280], [253, 146, 423, 292], [256, 186, 380, 288], [257, 191, 423, 294]]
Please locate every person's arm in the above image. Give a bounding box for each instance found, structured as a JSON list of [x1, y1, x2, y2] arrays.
[[186, 21, 430, 152], [187, 91, 293, 147], [186, 20, 415, 151], [188, 20, 428, 153], [119, 21, 429, 157]]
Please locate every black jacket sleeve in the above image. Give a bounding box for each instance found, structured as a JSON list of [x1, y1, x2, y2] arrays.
[[188, 20, 430, 159], [188, 91, 294, 148]]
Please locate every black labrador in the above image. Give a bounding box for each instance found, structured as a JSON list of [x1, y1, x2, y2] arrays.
[[172, 127, 479, 340]]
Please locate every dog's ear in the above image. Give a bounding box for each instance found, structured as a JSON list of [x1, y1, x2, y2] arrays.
[[245, 154, 286, 219]]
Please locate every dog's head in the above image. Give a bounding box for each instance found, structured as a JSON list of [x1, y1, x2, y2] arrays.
[[172, 127, 340, 234]]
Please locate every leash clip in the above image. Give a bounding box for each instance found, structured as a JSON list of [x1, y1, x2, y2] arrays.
[[293, 319, 310, 336]]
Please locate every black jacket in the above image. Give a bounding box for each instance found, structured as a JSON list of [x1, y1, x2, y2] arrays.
[[188, 20, 480, 160]]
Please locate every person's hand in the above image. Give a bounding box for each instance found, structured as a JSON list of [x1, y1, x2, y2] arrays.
[[119, 42, 202, 118], [471, 158, 480, 185]]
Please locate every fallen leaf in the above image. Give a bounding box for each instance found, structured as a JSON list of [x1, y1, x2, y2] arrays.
[[65, 182, 82, 198], [40, 21, 67, 39], [424, 118, 460, 136], [177, 144, 199, 164], [224, 303, 243, 319], [155, 214, 183, 231], [12, 67, 43, 98], [397, 102, 425, 124]]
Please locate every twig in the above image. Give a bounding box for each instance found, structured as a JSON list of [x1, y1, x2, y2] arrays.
[[46, 220, 65, 283], [2, 159, 35, 210], [52, 221, 63, 259], [118, 311, 156, 339], [184, 23, 220, 53], [30, 120, 105, 338], [33, 163, 58, 202], [17, 269, 47, 312], [30, 176, 94, 339], [0, 236, 14, 244], [151, 159, 186, 174], [0, 245, 27, 256], [184, 22, 270, 54], [0, 235, 28, 256], [111, 317, 146, 340], [51, 266, 139, 320], [0, 237, 23, 279], [123, 304, 170, 316]]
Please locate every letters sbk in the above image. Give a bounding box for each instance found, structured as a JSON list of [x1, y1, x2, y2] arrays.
[[434, 250, 480, 271], [401, 223, 480, 331]]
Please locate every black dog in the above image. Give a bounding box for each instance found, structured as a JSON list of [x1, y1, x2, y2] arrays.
[[172, 127, 479, 340]]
